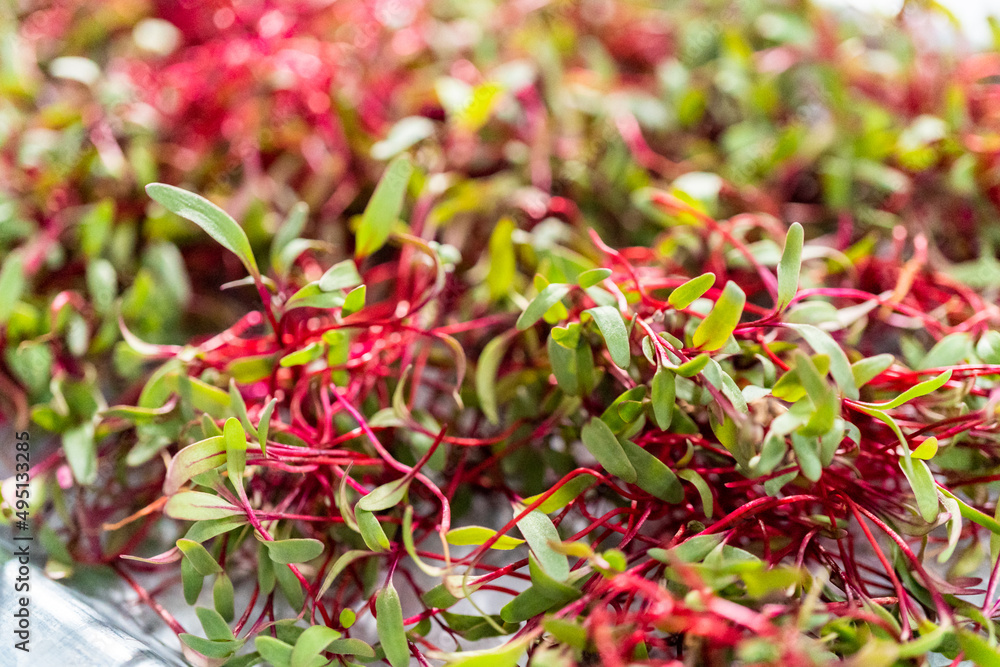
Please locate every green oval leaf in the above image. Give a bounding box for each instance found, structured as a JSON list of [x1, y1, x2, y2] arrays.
[[899, 456, 939, 523], [357, 479, 411, 512], [257, 397, 277, 458], [668, 273, 714, 310], [328, 637, 376, 657], [522, 474, 596, 514], [776, 222, 803, 309], [620, 439, 683, 503], [651, 368, 676, 430], [446, 526, 525, 550], [376, 583, 410, 667], [476, 333, 513, 424], [146, 184, 258, 278], [851, 353, 894, 388], [577, 268, 611, 289], [318, 259, 363, 292], [516, 509, 569, 581], [164, 437, 227, 495], [264, 538, 325, 565], [356, 508, 390, 552], [677, 469, 713, 518], [356, 155, 414, 258], [196, 607, 235, 640], [516, 283, 572, 331], [177, 539, 223, 575], [213, 572, 234, 622], [581, 417, 637, 484], [692, 281, 745, 351], [586, 306, 630, 368], [255, 636, 294, 667], [223, 417, 246, 484], [165, 491, 243, 521], [342, 285, 366, 316], [291, 625, 342, 667], [180, 634, 242, 659], [786, 324, 859, 400], [63, 422, 97, 486]]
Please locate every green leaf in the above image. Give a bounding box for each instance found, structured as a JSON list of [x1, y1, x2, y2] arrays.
[[270, 201, 310, 268], [578, 268, 611, 289], [793, 352, 837, 437], [938, 487, 1000, 536], [177, 539, 223, 575], [861, 370, 952, 410], [316, 550, 371, 599], [342, 285, 366, 316], [291, 625, 342, 667], [429, 638, 529, 667], [446, 526, 525, 550], [196, 607, 235, 640], [851, 353, 894, 388], [919, 332, 971, 369], [255, 636, 294, 667], [181, 558, 204, 605], [0, 250, 26, 325], [675, 353, 710, 377], [318, 259, 362, 292], [899, 456, 939, 522], [486, 218, 516, 300], [649, 533, 725, 564], [376, 583, 410, 667], [516, 284, 571, 331], [620, 439, 683, 502], [63, 422, 97, 485], [668, 273, 714, 310], [357, 479, 410, 512], [179, 634, 242, 659], [86, 258, 117, 314], [692, 281, 745, 351], [183, 516, 248, 543], [786, 324, 858, 399], [279, 341, 324, 368], [958, 630, 1000, 667], [586, 306, 630, 368], [257, 398, 276, 458], [339, 609, 356, 629], [327, 638, 375, 657], [264, 538, 325, 564], [522, 474, 596, 514], [650, 368, 676, 430], [516, 509, 569, 581], [165, 491, 243, 521], [213, 572, 234, 622], [776, 222, 803, 309], [548, 333, 579, 395], [791, 433, 822, 482], [284, 283, 346, 311], [356, 508, 390, 552], [164, 436, 227, 495], [978, 330, 1000, 364], [476, 332, 512, 424], [912, 436, 938, 460], [223, 417, 247, 484], [274, 562, 304, 610], [581, 417, 637, 483], [146, 184, 258, 278], [356, 155, 414, 258], [678, 469, 713, 518]]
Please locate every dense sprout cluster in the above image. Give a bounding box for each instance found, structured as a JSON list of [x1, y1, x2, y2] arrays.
[[5, 1, 1000, 666]]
